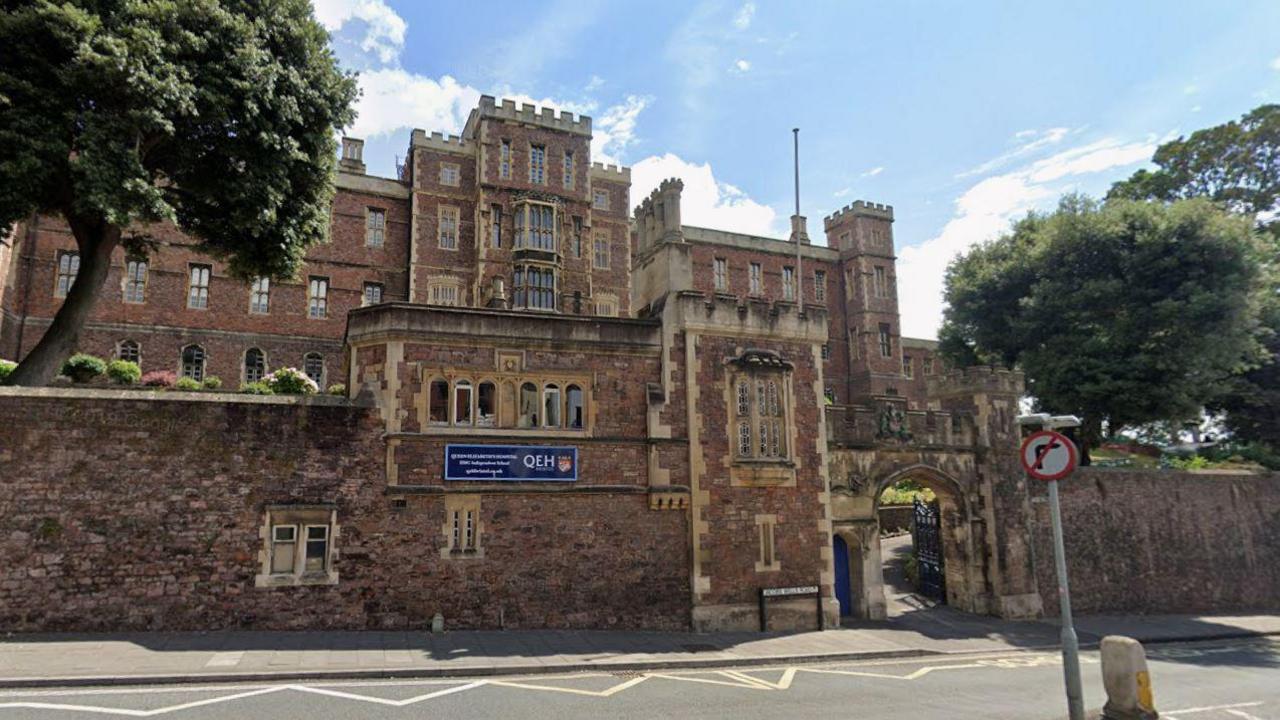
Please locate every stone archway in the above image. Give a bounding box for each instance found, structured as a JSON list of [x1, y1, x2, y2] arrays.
[[832, 464, 986, 620]]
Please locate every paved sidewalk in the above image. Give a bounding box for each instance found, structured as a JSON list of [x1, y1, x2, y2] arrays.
[[1, 613, 1276, 688]]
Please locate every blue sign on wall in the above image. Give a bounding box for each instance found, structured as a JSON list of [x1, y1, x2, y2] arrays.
[[444, 444, 578, 481]]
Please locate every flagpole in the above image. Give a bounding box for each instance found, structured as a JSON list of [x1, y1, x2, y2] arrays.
[[793, 128, 803, 314]]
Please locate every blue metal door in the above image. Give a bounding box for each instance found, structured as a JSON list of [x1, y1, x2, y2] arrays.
[[833, 535, 851, 616]]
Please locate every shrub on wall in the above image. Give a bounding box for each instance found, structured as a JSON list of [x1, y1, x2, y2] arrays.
[[202, 376, 222, 390], [141, 370, 177, 388], [60, 354, 107, 383], [105, 360, 141, 385], [327, 383, 346, 396], [173, 377, 202, 391], [239, 381, 275, 395], [266, 367, 318, 395], [0, 359, 15, 382]]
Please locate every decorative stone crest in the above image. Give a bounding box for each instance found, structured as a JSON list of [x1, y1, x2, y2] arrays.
[[876, 402, 912, 442]]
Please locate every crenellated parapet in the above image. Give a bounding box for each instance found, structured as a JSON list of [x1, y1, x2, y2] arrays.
[[589, 162, 630, 183], [634, 178, 685, 254], [476, 95, 592, 136], [410, 129, 476, 156], [927, 365, 1025, 399], [823, 200, 894, 229]]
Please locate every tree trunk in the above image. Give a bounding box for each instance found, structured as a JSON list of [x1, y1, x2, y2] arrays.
[[5, 219, 119, 386]]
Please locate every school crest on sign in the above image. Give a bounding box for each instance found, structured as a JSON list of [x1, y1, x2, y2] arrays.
[[557, 455, 574, 473]]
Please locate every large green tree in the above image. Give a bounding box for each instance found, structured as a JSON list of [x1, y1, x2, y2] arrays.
[[0, 0, 358, 385], [1107, 105, 1280, 447], [939, 196, 1272, 449]]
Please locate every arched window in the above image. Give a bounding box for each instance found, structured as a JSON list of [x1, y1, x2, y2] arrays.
[[304, 353, 324, 386], [477, 381, 496, 427], [429, 379, 449, 425], [566, 384, 584, 429], [180, 345, 205, 381], [543, 384, 561, 428], [518, 382, 538, 428], [454, 380, 473, 425], [117, 340, 140, 365], [243, 348, 266, 384]]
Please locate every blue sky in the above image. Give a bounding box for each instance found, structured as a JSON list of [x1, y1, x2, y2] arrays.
[[315, 0, 1280, 338]]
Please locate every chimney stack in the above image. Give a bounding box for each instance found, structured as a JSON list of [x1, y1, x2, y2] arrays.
[[339, 137, 366, 174]]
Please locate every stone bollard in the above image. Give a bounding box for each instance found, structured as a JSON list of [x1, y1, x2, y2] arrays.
[[1100, 636, 1157, 719], [431, 613, 444, 634]]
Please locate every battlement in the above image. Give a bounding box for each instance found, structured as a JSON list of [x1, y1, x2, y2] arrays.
[[635, 178, 684, 216], [823, 200, 895, 229], [478, 95, 592, 136], [589, 162, 631, 182], [927, 365, 1025, 398], [672, 290, 829, 343], [410, 129, 476, 156]]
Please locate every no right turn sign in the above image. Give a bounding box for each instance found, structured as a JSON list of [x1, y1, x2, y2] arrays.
[[1020, 430, 1078, 481]]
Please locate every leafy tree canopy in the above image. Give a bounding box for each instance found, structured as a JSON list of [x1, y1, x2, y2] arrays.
[[939, 196, 1272, 444], [0, 0, 358, 384], [1107, 104, 1280, 217]]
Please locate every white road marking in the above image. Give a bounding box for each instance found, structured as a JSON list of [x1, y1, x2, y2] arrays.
[[0, 686, 288, 717], [1223, 709, 1265, 720], [1164, 701, 1267, 717], [488, 675, 647, 697], [291, 680, 486, 706]]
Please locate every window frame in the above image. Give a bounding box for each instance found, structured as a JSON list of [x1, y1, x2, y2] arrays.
[[729, 354, 791, 464], [54, 251, 79, 298], [303, 352, 325, 386], [529, 143, 546, 185], [562, 150, 574, 189], [362, 281, 384, 307], [365, 207, 386, 247], [499, 139, 512, 179], [180, 344, 206, 382], [878, 323, 893, 358], [256, 507, 339, 587], [814, 270, 826, 303], [123, 259, 147, 304], [244, 347, 267, 384], [782, 266, 795, 301], [307, 276, 329, 319], [187, 264, 211, 310], [749, 263, 762, 295], [116, 339, 141, 365], [438, 205, 460, 250], [592, 188, 609, 210], [592, 231, 610, 270], [439, 162, 460, 187], [713, 258, 728, 292], [249, 276, 270, 315]]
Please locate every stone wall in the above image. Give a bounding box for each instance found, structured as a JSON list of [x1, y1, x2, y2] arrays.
[[0, 388, 690, 631], [1034, 468, 1280, 615]]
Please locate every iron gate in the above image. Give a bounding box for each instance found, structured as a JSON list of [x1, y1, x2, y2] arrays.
[[912, 499, 946, 603]]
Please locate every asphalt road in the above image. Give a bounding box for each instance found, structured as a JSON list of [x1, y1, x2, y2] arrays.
[[0, 637, 1275, 719]]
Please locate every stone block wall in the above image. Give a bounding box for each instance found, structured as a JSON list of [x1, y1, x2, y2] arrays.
[[0, 388, 690, 631], [1033, 468, 1280, 615]]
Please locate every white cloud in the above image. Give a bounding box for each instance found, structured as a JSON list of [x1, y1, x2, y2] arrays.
[[631, 154, 778, 237], [585, 75, 605, 92], [349, 71, 480, 139], [957, 127, 1072, 178], [1191, 105, 1203, 113], [732, 59, 752, 73], [313, 0, 406, 65], [897, 134, 1159, 340], [1271, 55, 1280, 71], [733, 3, 756, 30], [592, 95, 651, 166], [861, 166, 884, 178], [833, 187, 852, 198], [1183, 84, 1199, 95]]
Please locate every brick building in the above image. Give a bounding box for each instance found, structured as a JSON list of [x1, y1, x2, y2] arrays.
[[2, 96, 1021, 634]]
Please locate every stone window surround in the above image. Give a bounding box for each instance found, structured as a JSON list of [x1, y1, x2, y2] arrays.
[[725, 350, 797, 487], [255, 505, 339, 588], [116, 339, 141, 365], [439, 162, 461, 187], [307, 276, 329, 319], [755, 513, 781, 573], [422, 371, 591, 433], [593, 292, 619, 317], [592, 231, 610, 270], [438, 205, 460, 251], [365, 207, 387, 247], [592, 188, 609, 210], [441, 494, 484, 560], [243, 347, 267, 385], [187, 263, 211, 310], [427, 276, 462, 307], [54, 250, 79, 298], [122, 258, 147, 304]]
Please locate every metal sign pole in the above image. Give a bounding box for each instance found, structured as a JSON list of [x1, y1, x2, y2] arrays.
[[1047, 477, 1084, 720]]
